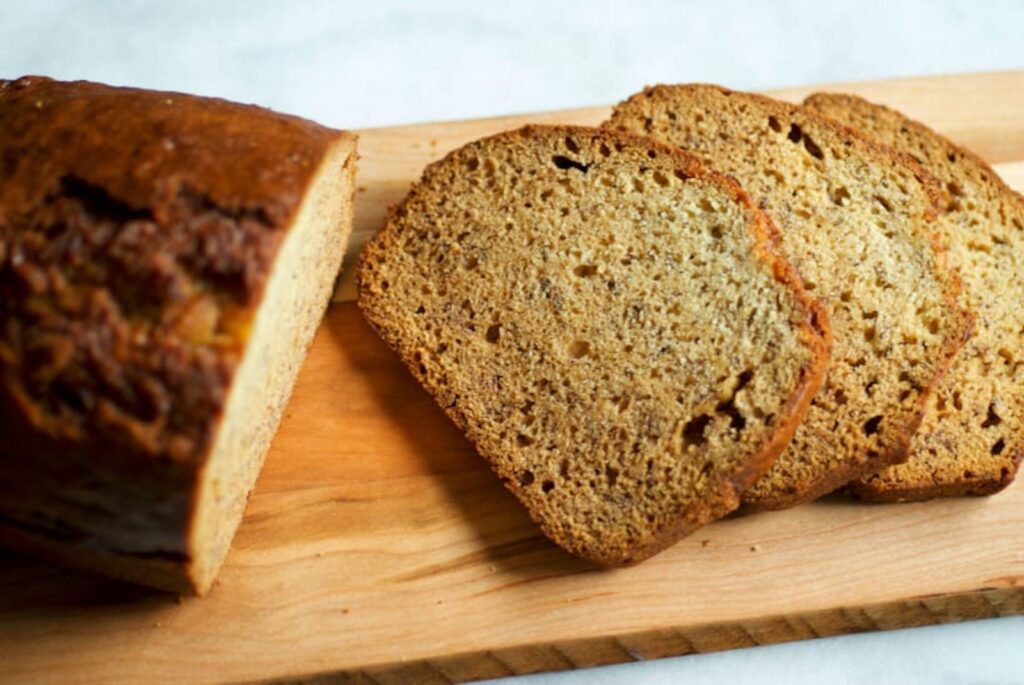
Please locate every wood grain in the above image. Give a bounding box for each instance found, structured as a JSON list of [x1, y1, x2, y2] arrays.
[[3, 72, 1024, 685]]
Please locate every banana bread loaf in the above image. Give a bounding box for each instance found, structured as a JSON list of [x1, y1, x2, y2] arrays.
[[0, 76, 357, 593]]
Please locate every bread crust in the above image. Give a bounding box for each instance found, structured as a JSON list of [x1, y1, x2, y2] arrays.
[[359, 124, 830, 564], [848, 443, 1022, 503], [0, 76, 355, 592]]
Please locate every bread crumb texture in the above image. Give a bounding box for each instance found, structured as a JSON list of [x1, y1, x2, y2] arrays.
[[607, 85, 971, 510], [359, 125, 828, 564], [805, 92, 1024, 501]]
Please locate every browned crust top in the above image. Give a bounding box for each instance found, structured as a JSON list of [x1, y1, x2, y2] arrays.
[[0, 76, 346, 470]]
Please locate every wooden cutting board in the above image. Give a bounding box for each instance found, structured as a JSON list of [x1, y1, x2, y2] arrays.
[[4, 71, 1024, 685]]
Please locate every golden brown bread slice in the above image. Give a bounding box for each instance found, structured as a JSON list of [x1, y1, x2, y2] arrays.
[[804, 92, 1024, 501], [0, 77, 357, 593], [606, 85, 972, 510], [358, 124, 830, 564]]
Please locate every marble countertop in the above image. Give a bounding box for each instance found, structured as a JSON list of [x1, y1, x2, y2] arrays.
[[2, 1, 1022, 682]]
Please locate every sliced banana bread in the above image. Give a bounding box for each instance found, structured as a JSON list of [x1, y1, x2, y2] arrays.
[[0, 77, 357, 593], [804, 92, 1024, 501], [607, 85, 972, 510], [358, 125, 830, 564]]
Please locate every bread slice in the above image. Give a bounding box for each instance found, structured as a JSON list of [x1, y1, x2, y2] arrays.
[[606, 85, 972, 510], [0, 76, 357, 593], [359, 124, 830, 564], [804, 92, 1024, 501]]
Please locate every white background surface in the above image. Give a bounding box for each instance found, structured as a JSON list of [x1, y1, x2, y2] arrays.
[[3, 1, 1023, 683]]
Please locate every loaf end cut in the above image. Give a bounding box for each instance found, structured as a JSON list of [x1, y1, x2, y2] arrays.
[[0, 77, 357, 593]]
